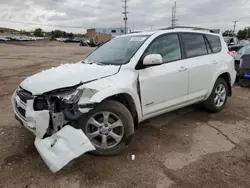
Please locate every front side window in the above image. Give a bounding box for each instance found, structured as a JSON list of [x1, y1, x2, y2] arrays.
[[144, 34, 182, 63], [206, 34, 222, 53], [182, 34, 208, 58], [84, 35, 149, 65]]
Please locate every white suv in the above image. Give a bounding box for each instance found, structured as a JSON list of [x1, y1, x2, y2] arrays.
[[12, 28, 236, 172]]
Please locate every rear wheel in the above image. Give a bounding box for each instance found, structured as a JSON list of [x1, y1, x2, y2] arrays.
[[76, 100, 134, 156], [204, 78, 228, 113]]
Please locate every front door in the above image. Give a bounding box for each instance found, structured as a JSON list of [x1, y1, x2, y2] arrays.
[[138, 33, 188, 116]]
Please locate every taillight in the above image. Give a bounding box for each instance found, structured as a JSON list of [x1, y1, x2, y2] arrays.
[[227, 51, 236, 56], [227, 51, 234, 56]]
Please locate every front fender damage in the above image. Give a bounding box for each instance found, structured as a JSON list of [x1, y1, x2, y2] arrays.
[[26, 94, 96, 173]]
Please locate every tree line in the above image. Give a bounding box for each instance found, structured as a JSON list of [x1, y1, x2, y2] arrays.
[[222, 27, 250, 40], [20, 28, 84, 39]]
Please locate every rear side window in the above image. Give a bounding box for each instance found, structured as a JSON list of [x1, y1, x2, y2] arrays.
[[182, 34, 208, 58], [206, 35, 222, 53]]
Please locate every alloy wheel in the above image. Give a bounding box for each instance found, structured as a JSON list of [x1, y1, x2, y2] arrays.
[[214, 84, 226, 107], [85, 111, 124, 149]]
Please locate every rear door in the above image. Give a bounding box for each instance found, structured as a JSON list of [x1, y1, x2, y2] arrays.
[[180, 33, 216, 102]]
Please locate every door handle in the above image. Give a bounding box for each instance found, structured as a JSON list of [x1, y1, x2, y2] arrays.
[[212, 60, 219, 64], [178, 66, 187, 72]]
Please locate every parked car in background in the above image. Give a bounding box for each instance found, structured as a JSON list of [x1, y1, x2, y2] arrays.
[[0, 36, 10, 42], [12, 27, 236, 172], [79, 39, 90, 46], [233, 44, 250, 86], [56, 38, 67, 42], [223, 36, 248, 52], [63, 37, 81, 43], [239, 40, 250, 46], [224, 36, 239, 46], [233, 43, 250, 75], [2, 36, 44, 41]]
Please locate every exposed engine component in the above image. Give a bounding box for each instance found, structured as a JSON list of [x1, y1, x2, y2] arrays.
[[51, 112, 68, 133]]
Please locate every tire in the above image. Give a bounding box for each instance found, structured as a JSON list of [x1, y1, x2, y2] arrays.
[[203, 78, 228, 113], [76, 100, 134, 156], [238, 79, 250, 87]]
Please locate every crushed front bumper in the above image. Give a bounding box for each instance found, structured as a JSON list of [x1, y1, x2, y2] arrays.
[[11, 91, 95, 172], [35, 125, 95, 172]]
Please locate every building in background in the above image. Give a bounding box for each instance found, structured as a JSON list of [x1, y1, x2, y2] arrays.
[[86, 27, 130, 38]]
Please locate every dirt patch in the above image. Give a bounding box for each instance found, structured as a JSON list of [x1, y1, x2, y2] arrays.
[[168, 141, 250, 188]]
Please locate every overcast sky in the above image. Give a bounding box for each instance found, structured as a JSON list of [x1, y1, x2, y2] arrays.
[[0, 0, 250, 33]]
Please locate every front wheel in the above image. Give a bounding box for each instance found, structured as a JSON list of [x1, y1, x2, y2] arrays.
[[203, 78, 228, 113], [76, 100, 134, 156]]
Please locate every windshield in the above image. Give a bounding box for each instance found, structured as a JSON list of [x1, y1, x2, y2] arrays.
[[83, 35, 150, 65]]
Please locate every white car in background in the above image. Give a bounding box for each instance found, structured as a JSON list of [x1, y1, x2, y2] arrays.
[[12, 27, 236, 172], [0, 36, 10, 41]]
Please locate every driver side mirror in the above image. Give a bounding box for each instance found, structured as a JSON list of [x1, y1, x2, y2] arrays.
[[143, 54, 163, 66]]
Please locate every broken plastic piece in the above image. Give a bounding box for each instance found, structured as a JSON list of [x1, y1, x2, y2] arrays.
[[35, 125, 95, 173], [131, 154, 135, 160]]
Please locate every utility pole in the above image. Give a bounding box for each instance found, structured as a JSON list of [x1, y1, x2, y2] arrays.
[[150, 25, 153, 31], [171, 1, 177, 27], [122, 0, 129, 34], [232, 20, 239, 34], [246, 27, 250, 40]]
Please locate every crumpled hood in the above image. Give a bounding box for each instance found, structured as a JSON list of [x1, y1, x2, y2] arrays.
[[20, 63, 120, 95]]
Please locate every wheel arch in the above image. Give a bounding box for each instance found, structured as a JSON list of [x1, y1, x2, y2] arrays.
[[218, 72, 232, 96], [89, 89, 142, 130], [207, 71, 232, 100], [106, 93, 139, 130]]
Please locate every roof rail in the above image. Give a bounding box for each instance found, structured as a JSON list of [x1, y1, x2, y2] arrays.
[[160, 26, 219, 33]]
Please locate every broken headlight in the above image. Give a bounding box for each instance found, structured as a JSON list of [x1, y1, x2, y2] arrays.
[[63, 89, 83, 104], [33, 96, 48, 111]]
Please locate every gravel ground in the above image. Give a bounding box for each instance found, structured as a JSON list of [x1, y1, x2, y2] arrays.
[[0, 41, 249, 188]]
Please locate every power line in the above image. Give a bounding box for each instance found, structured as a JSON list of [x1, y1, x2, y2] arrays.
[[122, 0, 129, 34]]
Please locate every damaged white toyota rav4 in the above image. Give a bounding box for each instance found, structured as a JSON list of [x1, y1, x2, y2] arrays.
[[12, 27, 236, 172]]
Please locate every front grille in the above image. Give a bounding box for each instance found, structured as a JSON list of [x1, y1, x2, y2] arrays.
[[16, 87, 33, 104], [15, 101, 26, 118]]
